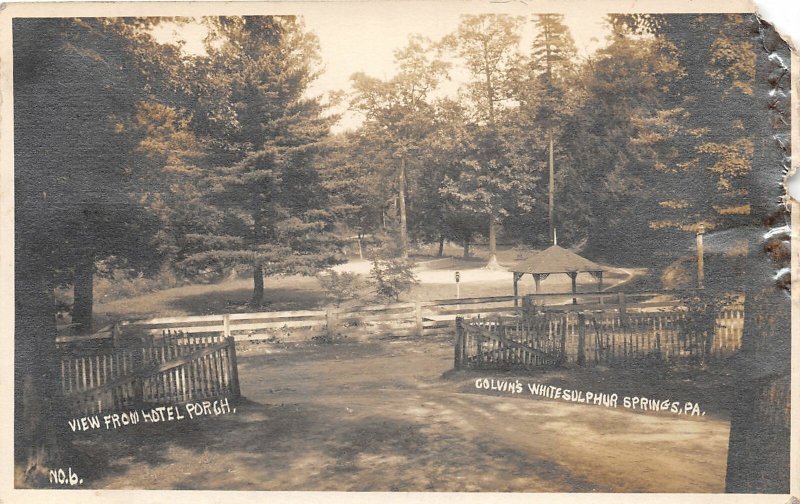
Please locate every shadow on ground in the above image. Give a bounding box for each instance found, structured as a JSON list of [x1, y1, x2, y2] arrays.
[[74, 396, 603, 492]]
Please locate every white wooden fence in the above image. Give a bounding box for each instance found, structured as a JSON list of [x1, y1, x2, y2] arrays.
[[58, 293, 744, 348]]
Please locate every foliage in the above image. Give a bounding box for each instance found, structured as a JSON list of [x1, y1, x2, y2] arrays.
[[176, 17, 345, 305], [676, 291, 740, 361], [588, 14, 760, 264], [370, 258, 419, 301], [440, 14, 525, 125], [349, 35, 449, 257], [439, 14, 536, 264], [318, 132, 394, 250], [316, 270, 367, 306], [12, 16, 199, 475]]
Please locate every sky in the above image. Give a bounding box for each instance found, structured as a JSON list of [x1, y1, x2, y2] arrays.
[[152, 4, 612, 131]]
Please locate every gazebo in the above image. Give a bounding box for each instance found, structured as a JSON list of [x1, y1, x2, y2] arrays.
[[511, 245, 606, 305]]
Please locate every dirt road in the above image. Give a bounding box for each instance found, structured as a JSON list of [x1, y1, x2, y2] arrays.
[[86, 335, 730, 492]]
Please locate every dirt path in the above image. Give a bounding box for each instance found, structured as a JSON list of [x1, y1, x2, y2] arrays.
[[85, 336, 729, 492]]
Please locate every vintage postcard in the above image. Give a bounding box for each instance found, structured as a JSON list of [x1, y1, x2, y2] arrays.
[[0, 0, 796, 502]]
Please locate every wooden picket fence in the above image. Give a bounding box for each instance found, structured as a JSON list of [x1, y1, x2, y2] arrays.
[[454, 315, 563, 370], [59, 331, 240, 415], [455, 301, 744, 370], [571, 310, 742, 365]]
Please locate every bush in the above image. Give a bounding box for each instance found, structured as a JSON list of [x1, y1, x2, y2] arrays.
[[676, 290, 740, 361], [316, 270, 366, 306], [93, 260, 182, 303], [54, 286, 73, 320], [370, 258, 418, 302]]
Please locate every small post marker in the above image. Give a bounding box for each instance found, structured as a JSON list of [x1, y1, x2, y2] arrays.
[[696, 224, 705, 289]]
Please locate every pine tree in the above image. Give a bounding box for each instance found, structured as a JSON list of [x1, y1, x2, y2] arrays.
[[180, 17, 343, 307]]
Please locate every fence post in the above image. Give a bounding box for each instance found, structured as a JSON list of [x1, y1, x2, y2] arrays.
[[559, 315, 567, 366], [132, 346, 144, 407], [454, 316, 464, 369], [414, 301, 423, 337], [326, 307, 337, 337], [522, 295, 534, 324], [226, 337, 241, 399], [112, 322, 122, 346], [223, 314, 231, 337], [577, 313, 586, 367]]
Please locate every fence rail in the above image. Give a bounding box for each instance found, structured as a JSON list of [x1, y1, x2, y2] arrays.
[[113, 296, 523, 343], [59, 292, 742, 349]]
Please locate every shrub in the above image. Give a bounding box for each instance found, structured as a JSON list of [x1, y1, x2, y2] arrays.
[[93, 261, 182, 303], [54, 286, 73, 320], [676, 290, 740, 361], [316, 270, 365, 306], [370, 258, 418, 302]]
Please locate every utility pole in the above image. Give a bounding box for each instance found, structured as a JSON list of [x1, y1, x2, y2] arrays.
[[696, 224, 705, 289], [548, 131, 555, 243]]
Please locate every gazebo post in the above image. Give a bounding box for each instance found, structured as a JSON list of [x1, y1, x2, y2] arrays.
[[569, 272, 578, 305], [597, 271, 604, 305], [533, 274, 541, 293]]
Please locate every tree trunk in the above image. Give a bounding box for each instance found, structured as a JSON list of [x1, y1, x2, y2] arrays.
[[437, 233, 445, 257], [251, 261, 264, 307], [15, 248, 68, 486], [71, 250, 94, 334], [724, 268, 790, 492], [357, 232, 364, 260], [463, 234, 470, 258], [724, 21, 790, 493], [398, 156, 409, 259], [485, 215, 502, 270]]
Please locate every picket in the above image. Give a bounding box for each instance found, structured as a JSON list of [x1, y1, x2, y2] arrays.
[[59, 333, 240, 415], [456, 303, 742, 371]]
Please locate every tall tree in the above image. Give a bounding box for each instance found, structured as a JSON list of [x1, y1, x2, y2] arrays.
[[350, 34, 448, 258], [609, 14, 790, 490], [438, 117, 538, 263], [180, 17, 343, 307], [441, 14, 526, 268], [556, 25, 683, 262], [527, 14, 578, 244], [318, 131, 393, 259], [13, 17, 182, 482]]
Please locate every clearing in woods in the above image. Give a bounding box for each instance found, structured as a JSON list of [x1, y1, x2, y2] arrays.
[[76, 333, 731, 492]]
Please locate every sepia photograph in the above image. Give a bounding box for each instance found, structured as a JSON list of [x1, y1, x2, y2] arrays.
[[1, 0, 794, 499]]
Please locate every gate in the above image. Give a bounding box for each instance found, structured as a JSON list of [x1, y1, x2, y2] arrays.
[[59, 331, 241, 415], [453, 315, 565, 370]]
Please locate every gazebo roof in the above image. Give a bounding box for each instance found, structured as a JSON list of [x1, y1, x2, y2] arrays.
[[512, 245, 605, 274]]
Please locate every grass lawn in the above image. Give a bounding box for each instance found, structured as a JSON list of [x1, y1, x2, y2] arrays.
[[93, 244, 642, 326]]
